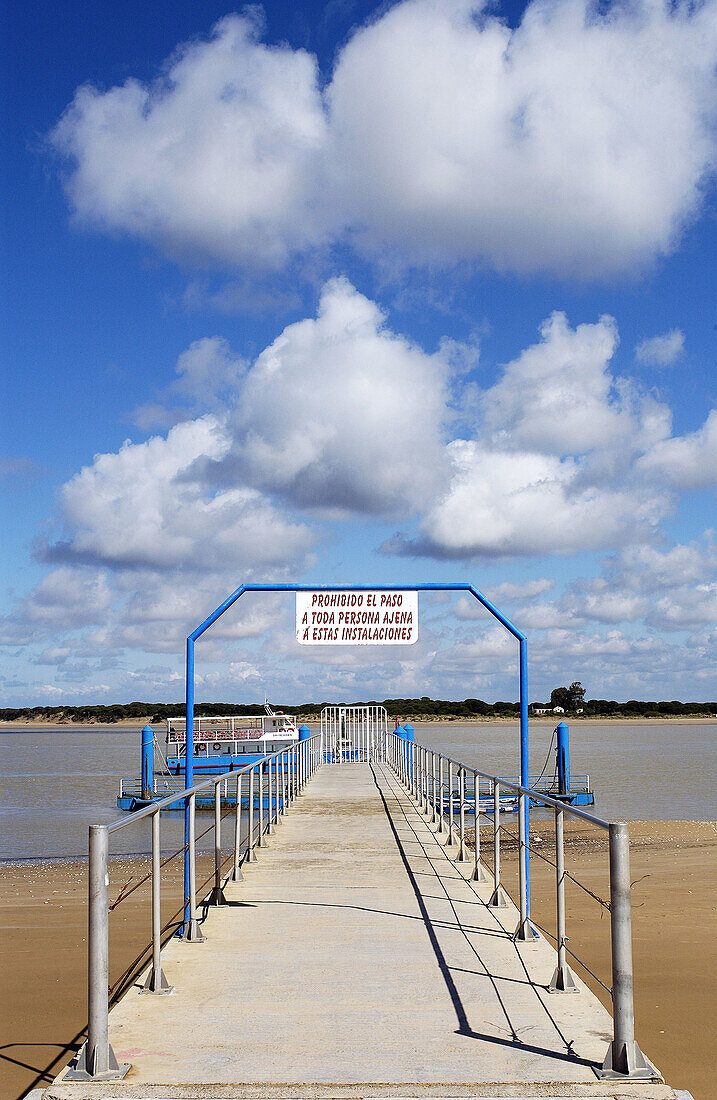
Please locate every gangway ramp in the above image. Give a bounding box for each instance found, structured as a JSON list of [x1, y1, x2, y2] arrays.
[[47, 763, 682, 1100]]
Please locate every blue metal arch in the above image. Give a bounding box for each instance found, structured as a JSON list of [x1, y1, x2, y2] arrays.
[[181, 582, 530, 926]]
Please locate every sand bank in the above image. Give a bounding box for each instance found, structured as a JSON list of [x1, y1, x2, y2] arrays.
[[473, 818, 717, 1099], [0, 822, 714, 1100]]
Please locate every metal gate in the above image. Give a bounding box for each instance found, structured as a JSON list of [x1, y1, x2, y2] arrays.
[[320, 705, 388, 763]]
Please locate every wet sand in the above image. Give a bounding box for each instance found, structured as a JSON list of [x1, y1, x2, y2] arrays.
[[1, 822, 715, 1100], [475, 818, 717, 1100]]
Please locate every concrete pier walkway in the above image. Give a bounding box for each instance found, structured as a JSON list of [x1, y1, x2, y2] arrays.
[[47, 764, 682, 1099]]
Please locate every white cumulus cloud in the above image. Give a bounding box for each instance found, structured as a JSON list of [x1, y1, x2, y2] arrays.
[[51, 12, 329, 268], [50, 0, 717, 278], [330, 0, 717, 276], [223, 277, 453, 515], [480, 312, 629, 454], [635, 329, 685, 367], [404, 441, 665, 556], [47, 416, 315, 571], [133, 336, 247, 430], [562, 536, 717, 627], [638, 409, 717, 489], [388, 310, 672, 558]]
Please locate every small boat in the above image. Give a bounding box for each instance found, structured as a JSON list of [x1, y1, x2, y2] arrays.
[[163, 705, 299, 776], [117, 705, 303, 809]]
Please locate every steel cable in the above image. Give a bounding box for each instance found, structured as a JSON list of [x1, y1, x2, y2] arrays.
[[109, 777, 256, 910]]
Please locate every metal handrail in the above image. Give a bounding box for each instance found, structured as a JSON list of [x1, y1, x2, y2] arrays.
[[384, 732, 655, 1082], [427, 749, 609, 827], [68, 734, 322, 1082]]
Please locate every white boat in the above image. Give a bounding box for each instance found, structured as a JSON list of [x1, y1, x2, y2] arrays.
[[164, 705, 300, 775]]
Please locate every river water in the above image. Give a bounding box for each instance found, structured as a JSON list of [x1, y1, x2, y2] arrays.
[[1, 720, 715, 859]]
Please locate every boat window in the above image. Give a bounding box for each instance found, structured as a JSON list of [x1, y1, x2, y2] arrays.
[[196, 743, 207, 755]]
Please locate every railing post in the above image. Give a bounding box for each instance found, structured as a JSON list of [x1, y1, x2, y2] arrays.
[[447, 760, 454, 846], [472, 769, 488, 881], [181, 792, 205, 941], [515, 791, 539, 941], [416, 743, 421, 802], [258, 764, 265, 844], [278, 752, 285, 816], [208, 782, 227, 905], [436, 756, 445, 835], [423, 748, 430, 816], [66, 825, 130, 1081], [232, 771, 243, 881], [600, 823, 654, 1079], [456, 767, 469, 862], [432, 752, 438, 824], [487, 781, 508, 907], [267, 756, 275, 834], [549, 805, 577, 991], [142, 811, 173, 994], [247, 766, 257, 860]]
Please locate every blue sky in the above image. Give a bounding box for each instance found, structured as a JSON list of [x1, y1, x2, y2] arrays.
[[1, 0, 715, 708]]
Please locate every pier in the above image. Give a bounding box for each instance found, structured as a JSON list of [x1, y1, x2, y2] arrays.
[[40, 735, 690, 1100]]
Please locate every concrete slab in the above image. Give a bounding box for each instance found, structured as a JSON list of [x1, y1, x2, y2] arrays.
[[47, 765, 673, 1100]]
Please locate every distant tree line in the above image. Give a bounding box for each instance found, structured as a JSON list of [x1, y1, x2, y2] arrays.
[[1, 696, 714, 723]]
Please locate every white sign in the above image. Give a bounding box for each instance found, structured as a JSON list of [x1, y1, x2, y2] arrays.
[[296, 590, 419, 645]]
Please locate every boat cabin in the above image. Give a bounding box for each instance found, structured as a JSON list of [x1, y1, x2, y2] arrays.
[[165, 713, 299, 774]]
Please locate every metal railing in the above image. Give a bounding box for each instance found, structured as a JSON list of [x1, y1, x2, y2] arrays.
[[384, 732, 656, 1081], [487, 772, 592, 796], [118, 774, 250, 801], [320, 704, 388, 763], [67, 735, 322, 1082]]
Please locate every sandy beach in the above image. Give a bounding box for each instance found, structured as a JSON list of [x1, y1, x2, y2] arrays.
[[0, 820, 715, 1100]]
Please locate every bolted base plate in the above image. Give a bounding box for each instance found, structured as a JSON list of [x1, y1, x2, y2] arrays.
[[598, 1039, 662, 1081], [472, 860, 490, 882], [548, 963, 579, 993], [180, 918, 205, 943], [64, 1042, 130, 1082], [141, 966, 173, 995], [486, 884, 510, 908], [514, 918, 540, 942], [208, 885, 228, 906]]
